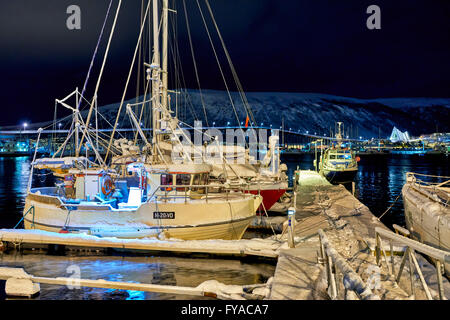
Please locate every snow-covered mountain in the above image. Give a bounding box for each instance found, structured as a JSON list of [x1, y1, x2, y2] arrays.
[[73, 90, 450, 139]]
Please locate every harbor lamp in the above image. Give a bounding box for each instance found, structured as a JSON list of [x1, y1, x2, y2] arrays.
[[23, 122, 28, 131]]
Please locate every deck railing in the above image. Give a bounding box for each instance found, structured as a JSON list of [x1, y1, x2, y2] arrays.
[[375, 226, 449, 300], [154, 184, 253, 203]]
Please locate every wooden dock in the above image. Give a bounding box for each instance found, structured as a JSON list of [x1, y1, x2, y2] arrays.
[[268, 170, 450, 300]]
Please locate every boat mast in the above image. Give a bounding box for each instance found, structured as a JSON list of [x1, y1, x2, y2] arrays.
[[162, 0, 169, 112], [151, 0, 161, 146], [336, 122, 343, 147], [75, 87, 80, 156]]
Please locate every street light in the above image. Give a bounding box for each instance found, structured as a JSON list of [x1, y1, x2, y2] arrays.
[[23, 123, 28, 130]]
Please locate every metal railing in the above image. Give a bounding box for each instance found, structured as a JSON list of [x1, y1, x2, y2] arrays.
[[318, 229, 380, 300], [375, 226, 449, 300], [405, 172, 450, 207], [153, 184, 253, 203]]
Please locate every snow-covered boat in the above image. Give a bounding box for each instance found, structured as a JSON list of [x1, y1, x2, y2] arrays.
[[315, 122, 359, 184], [21, 0, 265, 240], [402, 172, 450, 275], [25, 159, 261, 240]]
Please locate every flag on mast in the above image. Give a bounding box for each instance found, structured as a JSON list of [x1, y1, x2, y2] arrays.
[[245, 115, 250, 128]]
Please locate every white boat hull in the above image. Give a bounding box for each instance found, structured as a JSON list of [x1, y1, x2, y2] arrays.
[[23, 190, 262, 241], [402, 183, 450, 276]]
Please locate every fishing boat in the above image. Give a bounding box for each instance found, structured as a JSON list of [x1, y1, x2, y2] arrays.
[[22, 0, 262, 240], [25, 159, 261, 240], [206, 136, 288, 211], [315, 122, 359, 184], [402, 172, 450, 275]]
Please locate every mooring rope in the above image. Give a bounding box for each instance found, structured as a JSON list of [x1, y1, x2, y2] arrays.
[[377, 190, 405, 221]]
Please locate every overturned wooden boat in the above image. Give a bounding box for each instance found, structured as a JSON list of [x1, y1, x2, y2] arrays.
[[402, 172, 450, 275]]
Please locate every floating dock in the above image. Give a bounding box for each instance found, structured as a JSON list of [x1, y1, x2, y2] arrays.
[[1, 170, 449, 300]]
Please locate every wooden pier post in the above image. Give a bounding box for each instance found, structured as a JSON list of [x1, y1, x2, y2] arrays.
[[287, 207, 296, 248]]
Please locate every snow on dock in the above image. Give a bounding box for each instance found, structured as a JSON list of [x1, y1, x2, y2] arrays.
[[268, 170, 450, 300], [0, 229, 282, 259]]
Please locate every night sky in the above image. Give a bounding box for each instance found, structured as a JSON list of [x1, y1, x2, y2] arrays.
[[0, 0, 449, 127]]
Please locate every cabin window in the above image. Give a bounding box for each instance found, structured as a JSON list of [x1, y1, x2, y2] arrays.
[[200, 173, 209, 185], [192, 174, 201, 186], [191, 173, 207, 193], [329, 155, 336, 159], [160, 174, 173, 191], [176, 174, 191, 192]]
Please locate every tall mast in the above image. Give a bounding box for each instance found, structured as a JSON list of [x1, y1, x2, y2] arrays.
[[75, 87, 80, 156], [162, 0, 169, 112], [151, 0, 161, 144]]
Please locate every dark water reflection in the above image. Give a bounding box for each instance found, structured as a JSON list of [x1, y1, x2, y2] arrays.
[[0, 253, 274, 300], [282, 153, 450, 228]]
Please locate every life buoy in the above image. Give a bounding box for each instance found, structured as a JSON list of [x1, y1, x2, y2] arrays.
[[101, 176, 114, 197], [355, 156, 361, 162]]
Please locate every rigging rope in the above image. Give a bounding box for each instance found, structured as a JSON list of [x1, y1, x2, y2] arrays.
[[204, 0, 257, 127], [105, 0, 152, 162], [182, 0, 209, 127], [77, 0, 117, 156], [195, 0, 243, 133]]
